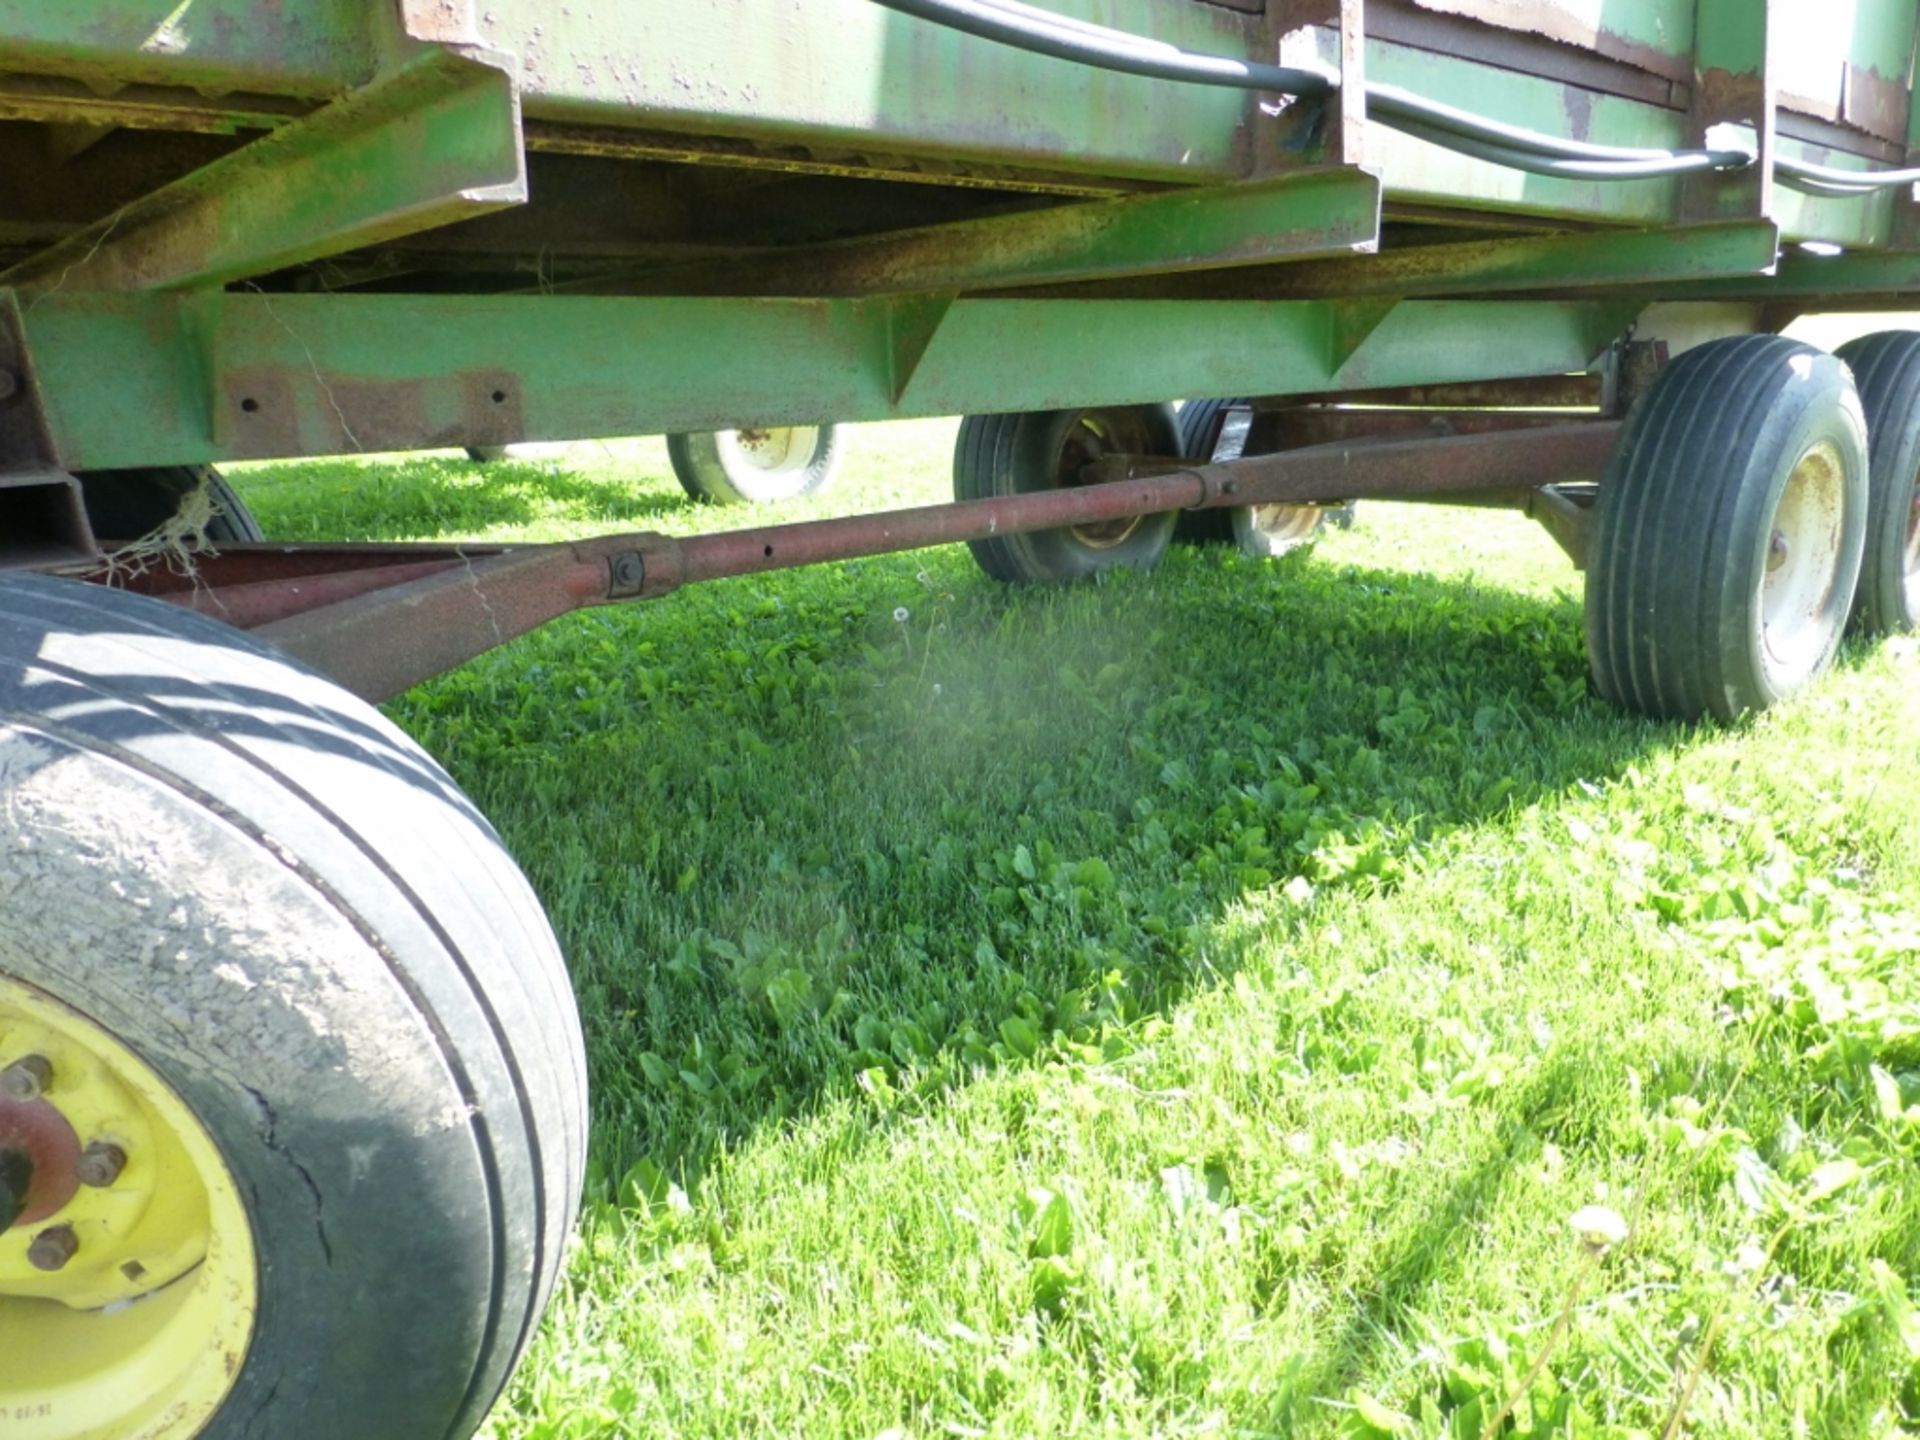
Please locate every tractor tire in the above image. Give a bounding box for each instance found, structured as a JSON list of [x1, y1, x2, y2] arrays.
[[0, 574, 586, 1440], [1832, 330, 1920, 634], [1586, 335, 1868, 721]]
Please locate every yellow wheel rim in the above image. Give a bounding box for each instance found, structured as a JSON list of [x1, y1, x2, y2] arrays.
[[0, 974, 256, 1440]]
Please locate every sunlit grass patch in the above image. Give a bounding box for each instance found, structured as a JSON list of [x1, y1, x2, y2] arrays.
[[233, 422, 1920, 1439]]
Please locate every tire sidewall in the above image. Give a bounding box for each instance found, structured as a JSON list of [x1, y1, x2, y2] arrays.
[[1835, 332, 1920, 633], [0, 576, 585, 1439], [0, 725, 507, 1438]]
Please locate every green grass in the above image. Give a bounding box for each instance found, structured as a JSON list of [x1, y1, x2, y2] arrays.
[[233, 424, 1920, 1440]]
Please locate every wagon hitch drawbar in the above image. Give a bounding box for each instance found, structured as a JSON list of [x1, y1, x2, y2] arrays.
[[102, 421, 1620, 703]]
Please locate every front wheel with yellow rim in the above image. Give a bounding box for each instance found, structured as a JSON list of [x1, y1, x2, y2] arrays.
[[954, 405, 1181, 584], [0, 574, 587, 1440]]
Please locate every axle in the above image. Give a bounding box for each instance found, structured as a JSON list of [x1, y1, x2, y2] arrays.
[[93, 421, 1621, 701]]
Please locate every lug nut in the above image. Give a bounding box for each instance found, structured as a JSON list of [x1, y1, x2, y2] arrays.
[[0, 1055, 52, 1101], [76, 1142, 127, 1189], [28, 1224, 78, 1272]]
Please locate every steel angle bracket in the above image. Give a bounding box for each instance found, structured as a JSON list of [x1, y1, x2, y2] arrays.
[[0, 46, 525, 294]]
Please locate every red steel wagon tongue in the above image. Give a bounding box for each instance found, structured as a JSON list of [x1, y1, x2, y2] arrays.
[[0, 1, 1917, 1435]]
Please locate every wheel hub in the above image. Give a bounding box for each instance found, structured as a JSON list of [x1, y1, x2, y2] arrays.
[[0, 1094, 80, 1229], [724, 425, 816, 474], [1059, 411, 1149, 549], [1759, 438, 1849, 685], [0, 974, 256, 1440]]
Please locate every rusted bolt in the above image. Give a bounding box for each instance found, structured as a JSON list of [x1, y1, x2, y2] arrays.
[[0, 369, 18, 401], [608, 551, 645, 596], [28, 1224, 78, 1272], [76, 1142, 127, 1189], [0, 1054, 53, 1101]]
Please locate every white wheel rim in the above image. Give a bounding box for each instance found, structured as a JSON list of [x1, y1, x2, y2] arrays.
[[1903, 480, 1920, 618], [1057, 412, 1149, 550], [1760, 438, 1849, 685], [716, 427, 819, 477], [1239, 504, 1322, 555]]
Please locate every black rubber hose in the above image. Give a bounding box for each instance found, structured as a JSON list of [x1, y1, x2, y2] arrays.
[[1366, 81, 1751, 167], [1385, 118, 1748, 181], [871, 0, 1335, 96], [1774, 153, 1920, 193], [876, 0, 1920, 194], [1384, 118, 1739, 180], [872, 0, 1740, 177]]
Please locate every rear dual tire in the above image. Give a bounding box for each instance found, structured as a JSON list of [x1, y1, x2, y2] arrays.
[[1173, 399, 1346, 555], [955, 406, 1181, 584], [1833, 331, 1920, 635]]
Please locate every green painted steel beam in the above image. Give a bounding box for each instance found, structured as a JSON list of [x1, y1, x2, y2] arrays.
[[1, 49, 523, 293], [0, 0, 374, 98], [1029, 221, 1784, 300], [635, 169, 1382, 297], [18, 290, 1638, 471], [1620, 249, 1920, 301]]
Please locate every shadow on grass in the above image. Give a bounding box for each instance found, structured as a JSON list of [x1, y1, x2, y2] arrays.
[[242, 456, 696, 538], [381, 536, 1684, 1184]]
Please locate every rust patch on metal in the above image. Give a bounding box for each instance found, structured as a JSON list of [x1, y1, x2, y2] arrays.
[[1695, 66, 1769, 126], [0, 1098, 81, 1227], [1260, 374, 1604, 408], [1841, 63, 1910, 146], [220, 368, 525, 458], [1401, 0, 1687, 83], [1255, 406, 1592, 448], [1562, 83, 1593, 144]]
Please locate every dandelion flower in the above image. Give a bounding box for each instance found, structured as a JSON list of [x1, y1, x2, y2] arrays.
[[893, 606, 910, 624], [1569, 1204, 1629, 1251]]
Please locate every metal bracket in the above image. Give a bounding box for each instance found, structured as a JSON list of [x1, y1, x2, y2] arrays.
[[1267, 0, 1364, 172], [0, 292, 58, 476], [0, 292, 99, 569], [1680, 3, 1775, 223]]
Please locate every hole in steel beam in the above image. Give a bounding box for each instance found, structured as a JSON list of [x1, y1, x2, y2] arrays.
[[764, 545, 774, 558], [240, 397, 260, 413], [491, 389, 507, 404]]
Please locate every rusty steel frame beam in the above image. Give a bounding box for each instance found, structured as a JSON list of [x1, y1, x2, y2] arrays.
[[0, 47, 524, 294], [82, 421, 1620, 701], [996, 220, 1784, 301], [1266, 373, 1607, 409], [612, 168, 1383, 297]]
